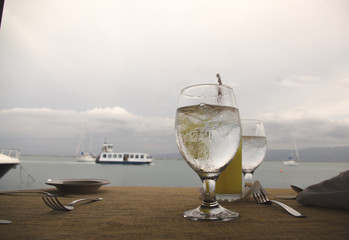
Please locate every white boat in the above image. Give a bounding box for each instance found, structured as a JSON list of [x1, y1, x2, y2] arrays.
[[77, 153, 96, 162], [283, 156, 299, 166], [96, 143, 153, 165], [75, 124, 96, 162], [283, 127, 300, 166], [0, 149, 21, 178]]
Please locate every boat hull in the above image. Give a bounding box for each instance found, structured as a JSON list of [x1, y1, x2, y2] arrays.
[[0, 151, 21, 178], [283, 160, 299, 166], [77, 159, 96, 162], [96, 160, 152, 165], [76, 155, 96, 162], [0, 163, 19, 178]]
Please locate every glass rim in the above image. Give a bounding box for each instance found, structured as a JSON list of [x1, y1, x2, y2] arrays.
[[241, 119, 264, 124], [180, 83, 234, 96]]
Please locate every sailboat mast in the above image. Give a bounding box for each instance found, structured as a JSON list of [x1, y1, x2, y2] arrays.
[[291, 128, 300, 162]]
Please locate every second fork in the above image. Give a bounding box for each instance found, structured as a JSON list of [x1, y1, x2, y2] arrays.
[[253, 192, 306, 218]]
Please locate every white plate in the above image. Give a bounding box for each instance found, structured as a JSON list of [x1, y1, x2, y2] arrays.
[[45, 178, 111, 193]]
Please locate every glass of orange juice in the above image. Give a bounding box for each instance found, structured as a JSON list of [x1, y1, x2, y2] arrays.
[[216, 140, 242, 201]]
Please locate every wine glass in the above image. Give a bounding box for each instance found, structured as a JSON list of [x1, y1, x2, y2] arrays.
[[175, 84, 241, 221], [241, 119, 267, 188]]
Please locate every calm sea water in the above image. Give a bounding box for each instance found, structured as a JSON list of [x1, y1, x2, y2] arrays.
[[1, 155, 348, 191]]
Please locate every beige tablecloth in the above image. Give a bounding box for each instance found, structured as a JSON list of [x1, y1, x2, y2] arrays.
[[0, 186, 348, 240]]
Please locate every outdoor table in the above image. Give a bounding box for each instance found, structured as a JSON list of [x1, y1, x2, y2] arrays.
[[1, 186, 348, 239]]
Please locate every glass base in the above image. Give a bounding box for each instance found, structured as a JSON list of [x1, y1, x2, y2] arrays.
[[183, 204, 239, 222], [216, 193, 242, 202]]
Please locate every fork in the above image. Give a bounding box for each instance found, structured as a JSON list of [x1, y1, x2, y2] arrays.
[[0, 190, 56, 196], [42, 196, 103, 211], [0, 191, 102, 211], [253, 192, 306, 218]]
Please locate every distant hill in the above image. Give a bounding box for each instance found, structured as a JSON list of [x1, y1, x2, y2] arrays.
[[154, 146, 349, 162]]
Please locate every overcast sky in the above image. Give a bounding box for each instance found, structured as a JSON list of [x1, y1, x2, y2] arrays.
[[1, 0, 348, 156]]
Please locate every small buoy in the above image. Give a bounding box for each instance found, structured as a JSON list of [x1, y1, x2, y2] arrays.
[[280, 169, 283, 173]]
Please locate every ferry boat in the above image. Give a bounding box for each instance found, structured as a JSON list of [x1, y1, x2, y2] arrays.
[[96, 143, 153, 165], [0, 149, 21, 178]]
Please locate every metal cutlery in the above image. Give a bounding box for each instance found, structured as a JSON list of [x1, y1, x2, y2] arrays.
[[290, 185, 304, 193], [0, 190, 57, 196], [253, 192, 306, 218], [0, 190, 102, 211], [0, 219, 12, 224], [42, 196, 103, 211], [274, 195, 297, 200], [274, 185, 304, 199]]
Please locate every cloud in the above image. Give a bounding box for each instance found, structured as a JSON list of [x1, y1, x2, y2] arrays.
[[1, 106, 349, 156], [261, 115, 349, 150], [279, 75, 321, 88], [0, 1, 349, 155], [0, 107, 176, 155]]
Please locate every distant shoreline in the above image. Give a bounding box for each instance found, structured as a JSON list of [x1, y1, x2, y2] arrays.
[[16, 145, 349, 163]]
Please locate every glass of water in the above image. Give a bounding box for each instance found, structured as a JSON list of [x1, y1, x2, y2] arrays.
[[175, 84, 241, 221], [242, 119, 267, 188]]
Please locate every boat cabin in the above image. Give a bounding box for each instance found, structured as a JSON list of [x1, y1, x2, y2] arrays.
[[96, 142, 153, 164], [100, 152, 152, 162]]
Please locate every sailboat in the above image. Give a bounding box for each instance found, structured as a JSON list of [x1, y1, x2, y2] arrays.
[[283, 156, 299, 166], [283, 127, 300, 166], [75, 124, 96, 162]]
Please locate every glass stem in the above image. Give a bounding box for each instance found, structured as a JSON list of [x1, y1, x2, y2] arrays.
[[243, 172, 254, 188], [201, 179, 219, 208]]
